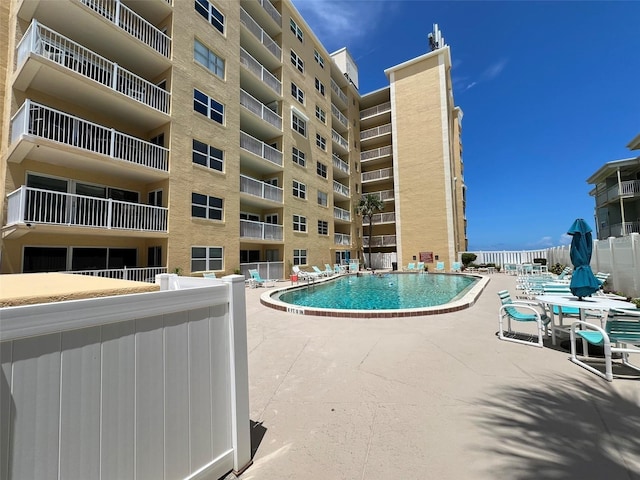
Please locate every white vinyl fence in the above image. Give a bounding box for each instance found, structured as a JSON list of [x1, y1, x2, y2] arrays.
[[459, 249, 548, 266], [0, 274, 251, 480]]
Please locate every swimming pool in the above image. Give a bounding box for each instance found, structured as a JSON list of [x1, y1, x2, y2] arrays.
[[263, 273, 488, 318]]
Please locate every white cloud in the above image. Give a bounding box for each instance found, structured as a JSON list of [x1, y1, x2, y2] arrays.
[[460, 58, 508, 92], [559, 233, 572, 245]]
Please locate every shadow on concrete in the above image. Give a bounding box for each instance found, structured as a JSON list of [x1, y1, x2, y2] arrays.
[[473, 375, 640, 479], [250, 420, 267, 459]]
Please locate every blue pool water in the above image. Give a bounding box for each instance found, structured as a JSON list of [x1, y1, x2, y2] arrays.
[[277, 273, 478, 310]]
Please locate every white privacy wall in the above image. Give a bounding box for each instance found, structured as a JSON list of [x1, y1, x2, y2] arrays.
[[0, 275, 251, 480]]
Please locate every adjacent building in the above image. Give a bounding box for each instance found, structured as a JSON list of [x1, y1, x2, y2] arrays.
[[0, 0, 466, 279], [587, 133, 640, 240]]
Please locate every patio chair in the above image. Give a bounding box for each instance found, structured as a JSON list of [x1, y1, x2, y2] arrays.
[[451, 262, 462, 273], [504, 263, 518, 275], [405, 262, 416, 272], [248, 269, 276, 288], [312, 265, 330, 277], [435, 262, 445, 273], [416, 261, 425, 272], [293, 265, 321, 281], [203, 272, 217, 279], [334, 263, 346, 274], [497, 290, 550, 348], [324, 264, 335, 276], [570, 308, 640, 381]]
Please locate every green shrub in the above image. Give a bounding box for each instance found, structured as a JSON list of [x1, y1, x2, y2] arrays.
[[548, 263, 565, 275], [461, 253, 477, 266]]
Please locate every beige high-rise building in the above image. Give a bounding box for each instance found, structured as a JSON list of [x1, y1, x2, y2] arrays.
[[0, 0, 465, 279]]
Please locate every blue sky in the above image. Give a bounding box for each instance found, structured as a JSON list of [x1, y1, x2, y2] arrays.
[[291, 0, 640, 251]]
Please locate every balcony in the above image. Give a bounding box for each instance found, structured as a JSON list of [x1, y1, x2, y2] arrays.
[[333, 180, 350, 199], [331, 103, 348, 130], [240, 8, 281, 69], [360, 123, 392, 143], [362, 235, 397, 247], [240, 131, 283, 174], [241, 0, 281, 34], [331, 129, 349, 154], [362, 212, 396, 226], [333, 206, 351, 222], [334, 233, 351, 246], [595, 180, 640, 206], [360, 146, 392, 166], [598, 221, 640, 240], [240, 48, 282, 98], [240, 219, 283, 241], [5, 186, 168, 237], [332, 154, 350, 179], [9, 101, 169, 180], [240, 89, 282, 137], [360, 102, 391, 121], [15, 21, 170, 128], [367, 189, 395, 203], [362, 167, 393, 184], [330, 78, 348, 107], [240, 175, 283, 205]]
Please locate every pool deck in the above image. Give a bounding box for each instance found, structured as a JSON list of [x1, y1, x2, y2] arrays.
[[239, 273, 640, 480]]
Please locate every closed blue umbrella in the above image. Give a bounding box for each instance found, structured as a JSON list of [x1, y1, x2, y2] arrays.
[[568, 218, 601, 299]]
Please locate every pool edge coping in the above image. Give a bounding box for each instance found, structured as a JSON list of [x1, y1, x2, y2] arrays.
[[258, 273, 492, 318]]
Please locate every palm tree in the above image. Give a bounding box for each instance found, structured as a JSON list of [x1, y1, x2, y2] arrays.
[[356, 193, 384, 269]]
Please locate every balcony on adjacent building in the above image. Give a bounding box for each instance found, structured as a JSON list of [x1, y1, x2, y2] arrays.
[[330, 78, 348, 107], [332, 154, 350, 178], [240, 174, 283, 205], [360, 146, 392, 166], [363, 235, 397, 247], [5, 186, 168, 236], [240, 219, 283, 241], [240, 47, 282, 98], [334, 233, 351, 246], [331, 129, 349, 154], [240, 89, 282, 137], [331, 103, 349, 130], [367, 189, 395, 202], [240, 131, 283, 174], [598, 221, 640, 240], [9, 101, 169, 180], [333, 180, 350, 199], [360, 102, 391, 121], [362, 212, 396, 226], [240, 7, 281, 69], [360, 123, 392, 143], [333, 206, 351, 222], [362, 167, 393, 184], [241, 0, 281, 33], [595, 180, 640, 206], [15, 21, 170, 128]]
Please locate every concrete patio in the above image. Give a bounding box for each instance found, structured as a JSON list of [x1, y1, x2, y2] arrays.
[[239, 273, 640, 480]]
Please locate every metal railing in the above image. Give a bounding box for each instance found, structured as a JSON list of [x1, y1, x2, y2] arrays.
[[330, 78, 347, 105], [239, 261, 284, 281], [6, 186, 168, 232], [360, 145, 392, 162], [332, 154, 349, 175], [11, 101, 169, 171], [16, 21, 170, 113], [240, 219, 283, 241], [360, 102, 391, 120], [257, 0, 281, 26], [367, 189, 395, 202], [240, 131, 283, 167], [331, 103, 348, 128], [240, 8, 281, 60], [80, 0, 171, 58], [240, 48, 281, 95], [363, 235, 397, 247], [331, 129, 348, 150], [362, 212, 396, 225], [362, 167, 393, 183], [334, 233, 351, 245], [333, 180, 350, 198], [333, 206, 350, 221], [597, 221, 640, 239], [360, 123, 392, 141], [66, 266, 167, 282], [240, 89, 282, 130], [240, 175, 283, 203]]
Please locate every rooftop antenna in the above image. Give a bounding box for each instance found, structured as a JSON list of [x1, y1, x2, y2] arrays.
[[428, 23, 446, 51]]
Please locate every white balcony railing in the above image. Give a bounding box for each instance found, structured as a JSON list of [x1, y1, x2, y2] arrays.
[[67, 266, 167, 282], [81, 0, 171, 58], [257, 0, 281, 26], [240, 48, 281, 96], [6, 186, 168, 232], [240, 219, 283, 241], [16, 21, 170, 113], [240, 8, 281, 60], [360, 102, 391, 120], [331, 78, 347, 105], [362, 235, 397, 247], [334, 233, 351, 245], [360, 123, 392, 141], [331, 129, 348, 150], [362, 212, 396, 225], [360, 145, 392, 162], [596, 180, 640, 205], [362, 167, 393, 183], [240, 131, 283, 167], [331, 104, 348, 128], [332, 154, 349, 175], [11, 101, 169, 171], [240, 175, 283, 203], [598, 221, 640, 239], [333, 180, 350, 198], [333, 206, 350, 222], [240, 89, 282, 130], [367, 189, 395, 202]]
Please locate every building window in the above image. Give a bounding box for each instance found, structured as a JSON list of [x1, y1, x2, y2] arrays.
[[195, 0, 225, 34], [293, 249, 307, 265], [317, 191, 327, 207], [191, 246, 223, 272], [192, 192, 223, 220], [193, 139, 224, 171], [293, 214, 307, 232], [194, 89, 224, 124], [292, 146, 306, 167], [290, 49, 304, 73], [315, 77, 325, 96], [315, 105, 326, 124], [314, 49, 325, 68], [292, 112, 306, 136], [317, 220, 328, 235], [291, 82, 304, 104], [316, 133, 326, 151], [316, 161, 327, 178], [290, 18, 303, 42], [293, 180, 306, 199], [194, 39, 225, 79]]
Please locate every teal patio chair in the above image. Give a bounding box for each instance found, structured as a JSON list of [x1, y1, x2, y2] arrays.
[[451, 262, 462, 273], [498, 290, 550, 348], [435, 262, 445, 273], [416, 261, 425, 271], [203, 272, 217, 279], [312, 265, 330, 277], [570, 308, 640, 381], [405, 262, 416, 272], [293, 265, 321, 281], [324, 264, 334, 276], [248, 269, 276, 288]]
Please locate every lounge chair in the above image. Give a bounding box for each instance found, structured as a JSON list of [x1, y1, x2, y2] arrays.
[[570, 308, 640, 381], [435, 262, 445, 273], [203, 272, 217, 279], [497, 290, 550, 348], [312, 265, 330, 277], [334, 264, 346, 274], [451, 262, 462, 273], [248, 269, 276, 288], [405, 262, 416, 272], [293, 265, 321, 281], [416, 262, 425, 272], [324, 264, 335, 276]]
